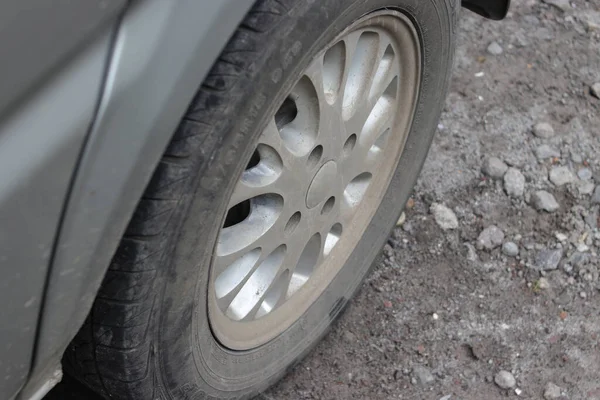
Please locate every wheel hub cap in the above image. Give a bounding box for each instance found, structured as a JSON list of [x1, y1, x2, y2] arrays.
[[208, 10, 422, 350]]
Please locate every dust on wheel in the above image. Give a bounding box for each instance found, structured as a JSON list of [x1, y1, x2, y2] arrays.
[[208, 10, 421, 351]]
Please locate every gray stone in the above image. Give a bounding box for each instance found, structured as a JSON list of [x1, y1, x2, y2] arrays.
[[568, 251, 590, 268], [533, 122, 555, 138], [570, 150, 583, 164], [532, 191, 560, 212], [549, 166, 576, 186], [544, 382, 563, 399], [543, 0, 571, 12], [502, 242, 519, 257], [477, 225, 505, 250], [577, 168, 593, 180], [464, 243, 479, 262], [538, 277, 551, 290], [413, 365, 435, 386], [487, 41, 504, 55], [533, 249, 563, 271], [579, 181, 595, 195], [482, 157, 509, 179], [591, 82, 600, 99], [593, 186, 600, 204], [494, 370, 516, 389], [535, 144, 560, 160], [431, 203, 459, 230], [504, 168, 525, 197]]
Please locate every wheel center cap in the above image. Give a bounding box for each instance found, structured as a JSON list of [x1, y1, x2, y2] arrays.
[[306, 161, 337, 208]]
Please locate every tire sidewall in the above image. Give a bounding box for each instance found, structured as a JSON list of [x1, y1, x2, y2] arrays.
[[158, 0, 457, 397]]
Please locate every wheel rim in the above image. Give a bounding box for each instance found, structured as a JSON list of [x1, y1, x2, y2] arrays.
[[208, 10, 421, 350]]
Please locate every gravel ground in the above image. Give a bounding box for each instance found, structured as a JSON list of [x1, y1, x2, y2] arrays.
[[47, 1, 600, 399]]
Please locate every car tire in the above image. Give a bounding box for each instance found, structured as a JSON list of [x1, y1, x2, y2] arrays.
[[65, 0, 458, 398]]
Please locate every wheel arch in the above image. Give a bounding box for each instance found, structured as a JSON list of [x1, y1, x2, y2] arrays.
[[462, 0, 510, 20], [26, 0, 255, 397]]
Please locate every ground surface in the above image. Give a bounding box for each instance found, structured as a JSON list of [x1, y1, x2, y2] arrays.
[[47, 1, 600, 399]]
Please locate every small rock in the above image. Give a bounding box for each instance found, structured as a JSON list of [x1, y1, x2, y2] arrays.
[[464, 243, 479, 262], [495, 370, 516, 389], [580, 291, 587, 299], [592, 186, 600, 204], [412, 366, 435, 386], [533, 122, 555, 139], [533, 248, 563, 271], [538, 277, 551, 290], [555, 232, 568, 242], [430, 203, 459, 230], [504, 168, 525, 197], [502, 242, 519, 257], [532, 191, 560, 212], [487, 41, 504, 55], [579, 181, 595, 196], [535, 144, 560, 160], [396, 212, 406, 227], [591, 82, 600, 99], [577, 168, 593, 181], [477, 225, 505, 250], [482, 157, 509, 179], [569, 251, 589, 268], [439, 396, 452, 400], [549, 166, 576, 186], [570, 150, 583, 164], [544, 382, 562, 399], [543, 0, 571, 12]]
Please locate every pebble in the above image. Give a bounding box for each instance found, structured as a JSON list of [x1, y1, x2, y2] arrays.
[[544, 382, 563, 399], [431, 203, 459, 230], [549, 166, 576, 186], [555, 232, 568, 242], [579, 181, 595, 196], [494, 370, 516, 389], [502, 242, 519, 257], [569, 251, 590, 268], [591, 82, 600, 99], [538, 277, 551, 290], [412, 365, 435, 386], [592, 186, 600, 204], [396, 212, 406, 227], [464, 243, 479, 262], [504, 168, 525, 198], [532, 191, 560, 212], [535, 144, 560, 160], [482, 157, 509, 179], [533, 122, 555, 138], [570, 150, 583, 164], [439, 396, 452, 400], [543, 0, 571, 12], [477, 225, 505, 250], [580, 291, 587, 299], [487, 41, 504, 55], [533, 248, 563, 271], [577, 168, 593, 181]]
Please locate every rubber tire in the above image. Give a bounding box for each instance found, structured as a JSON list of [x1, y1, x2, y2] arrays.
[[66, 0, 458, 398]]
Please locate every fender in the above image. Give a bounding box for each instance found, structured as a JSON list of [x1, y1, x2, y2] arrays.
[[462, 0, 511, 20]]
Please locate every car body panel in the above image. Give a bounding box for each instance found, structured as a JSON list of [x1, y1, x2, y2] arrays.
[[22, 0, 254, 398], [0, 29, 114, 400], [0, 0, 126, 119]]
